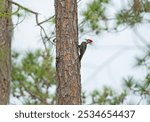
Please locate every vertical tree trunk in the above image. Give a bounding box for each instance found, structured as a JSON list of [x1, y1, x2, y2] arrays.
[[55, 0, 81, 104], [0, 0, 12, 104]]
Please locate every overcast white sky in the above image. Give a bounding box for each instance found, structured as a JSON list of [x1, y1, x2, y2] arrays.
[[12, 0, 149, 102]]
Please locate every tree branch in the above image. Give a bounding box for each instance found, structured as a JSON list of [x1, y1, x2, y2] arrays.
[[8, 0, 56, 49], [8, 0, 38, 15]]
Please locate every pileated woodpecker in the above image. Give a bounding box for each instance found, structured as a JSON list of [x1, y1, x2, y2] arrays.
[[79, 39, 93, 61]]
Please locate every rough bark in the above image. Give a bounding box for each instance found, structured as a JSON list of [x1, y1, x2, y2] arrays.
[[0, 0, 12, 104], [55, 0, 81, 104]]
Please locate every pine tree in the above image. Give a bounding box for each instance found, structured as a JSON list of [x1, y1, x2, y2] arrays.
[[55, 0, 81, 104], [0, 0, 12, 104]]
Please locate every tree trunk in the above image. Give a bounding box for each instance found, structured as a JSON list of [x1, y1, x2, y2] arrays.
[[0, 0, 12, 104], [55, 0, 81, 104]]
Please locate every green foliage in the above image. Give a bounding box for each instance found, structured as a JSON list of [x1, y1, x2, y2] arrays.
[[123, 76, 135, 89], [116, 10, 142, 26], [80, 0, 109, 34], [11, 49, 56, 104], [122, 50, 150, 104], [80, 0, 150, 34], [90, 87, 127, 105]]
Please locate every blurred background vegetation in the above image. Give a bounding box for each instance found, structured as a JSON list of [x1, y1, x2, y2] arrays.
[[11, 0, 150, 104]]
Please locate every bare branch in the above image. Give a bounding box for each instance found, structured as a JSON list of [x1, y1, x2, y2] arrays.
[[8, 0, 39, 15], [38, 15, 55, 25], [8, 0, 56, 50], [133, 28, 150, 49]]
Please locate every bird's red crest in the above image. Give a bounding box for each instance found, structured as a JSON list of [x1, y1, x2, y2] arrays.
[[85, 39, 93, 43]]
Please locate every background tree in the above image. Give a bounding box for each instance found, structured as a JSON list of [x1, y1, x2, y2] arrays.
[[0, 0, 12, 104]]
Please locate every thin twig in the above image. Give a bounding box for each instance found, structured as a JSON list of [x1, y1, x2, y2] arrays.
[[9, 0, 56, 49], [8, 0, 39, 15], [38, 15, 55, 25], [133, 28, 150, 49]]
